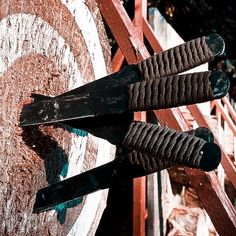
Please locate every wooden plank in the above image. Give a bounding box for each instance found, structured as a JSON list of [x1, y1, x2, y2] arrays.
[[184, 168, 236, 235], [134, 0, 147, 41], [143, 17, 162, 54], [133, 111, 147, 236], [222, 97, 236, 124], [212, 100, 236, 135], [112, 48, 125, 72], [133, 176, 147, 236], [187, 104, 236, 189], [154, 108, 189, 132], [111, 30, 147, 236], [146, 111, 162, 236], [96, 1, 236, 235], [146, 173, 159, 236], [133, 1, 148, 234], [96, 0, 149, 64]]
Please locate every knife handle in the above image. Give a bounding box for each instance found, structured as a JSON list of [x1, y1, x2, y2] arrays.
[[137, 34, 224, 81], [116, 127, 215, 178], [128, 71, 229, 111], [115, 151, 174, 178], [121, 121, 221, 171]]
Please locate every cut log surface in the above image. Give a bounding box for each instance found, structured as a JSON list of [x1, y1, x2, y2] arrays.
[[0, 0, 112, 235]]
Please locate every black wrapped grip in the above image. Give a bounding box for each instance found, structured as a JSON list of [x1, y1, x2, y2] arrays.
[[137, 36, 214, 80], [122, 121, 221, 171], [128, 72, 214, 111], [118, 127, 215, 177]]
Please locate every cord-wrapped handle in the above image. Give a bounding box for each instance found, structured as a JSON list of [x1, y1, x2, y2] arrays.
[[121, 121, 221, 171], [137, 34, 224, 80], [117, 127, 215, 177], [128, 71, 229, 111]]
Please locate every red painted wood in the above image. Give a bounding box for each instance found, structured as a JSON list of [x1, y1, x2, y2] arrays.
[[211, 100, 236, 134], [112, 48, 125, 72], [211, 98, 236, 125], [143, 18, 162, 54], [133, 177, 146, 236], [222, 97, 236, 124], [187, 104, 236, 189], [184, 169, 236, 235], [133, 1, 147, 234], [134, 0, 147, 41], [96, 0, 149, 64], [154, 108, 189, 131], [133, 111, 147, 236]]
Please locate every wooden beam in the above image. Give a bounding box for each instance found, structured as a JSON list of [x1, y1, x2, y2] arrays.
[[133, 1, 147, 234], [222, 97, 236, 124], [143, 17, 162, 54], [96, 0, 149, 64], [112, 48, 125, 72], [134, 0, 147, 41], [133, 176, 146, 236], [133, 110, 147, 236], [187, 104, 236, 189], [146, 173, 159, 236], [185, 169, 236, 235], [212, 100, 236, 134]]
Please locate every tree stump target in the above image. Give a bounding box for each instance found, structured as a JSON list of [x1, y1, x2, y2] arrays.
[[0, 1, 113, 235]]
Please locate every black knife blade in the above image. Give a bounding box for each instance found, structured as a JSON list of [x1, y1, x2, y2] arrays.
[[33, 126, 220, 213], [33, 162, 116, 213], [53, 33, 225, 98], [20, 70, 229, 128]]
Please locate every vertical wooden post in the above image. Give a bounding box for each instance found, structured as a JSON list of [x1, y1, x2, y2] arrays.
[[134, 0, 147, 41], [133, 1, 148, 235], [146, 174, 160, 236]]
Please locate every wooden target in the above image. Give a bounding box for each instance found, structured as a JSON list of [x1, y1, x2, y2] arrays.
[[0, 0, 113, 235]]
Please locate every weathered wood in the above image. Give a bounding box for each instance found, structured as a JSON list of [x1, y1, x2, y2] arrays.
[[133, 177, 147, 236], [168, 166, 192, 187], [188, 104, 236, 189], [183, 187, 203, 208], [143, 18, 162, 54], [111, 48, 125, 72], [211, 100, 236, 134], [133, 111, 147, 236], [96, 0, 149, 64], [157, 108, 236, 235], [167, 205, 207, 235], [185, 169, 236, 235], [146, 173, 159, 236], [156, 108, 236, 235], [134, 0, 147, 41], [0, 1, 112, 235], [222, 97, 236, 124]]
